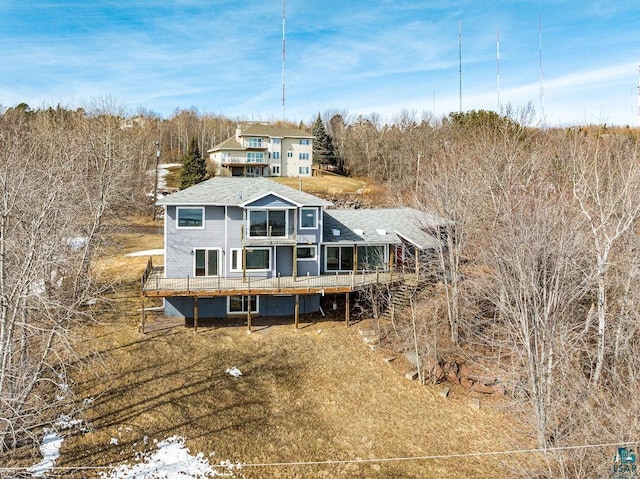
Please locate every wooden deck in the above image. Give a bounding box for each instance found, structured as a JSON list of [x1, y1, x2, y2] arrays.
[[142, 267, 410, 297]]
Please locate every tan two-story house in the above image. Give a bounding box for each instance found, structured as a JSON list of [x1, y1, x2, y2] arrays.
[[207, 122, 314, 178]]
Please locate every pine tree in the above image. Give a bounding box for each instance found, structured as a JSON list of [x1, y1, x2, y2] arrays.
[[311, 113, 337, 167], [179, 136, 207, 189]]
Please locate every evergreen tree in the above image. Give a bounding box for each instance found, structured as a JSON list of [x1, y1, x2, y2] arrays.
[[311, 113, 337, 167], [179, 136, 207, 189]]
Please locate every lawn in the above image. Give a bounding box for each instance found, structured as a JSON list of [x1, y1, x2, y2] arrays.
[[40, 221, 535, 478]]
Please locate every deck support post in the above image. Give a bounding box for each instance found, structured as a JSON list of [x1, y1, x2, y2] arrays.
[[345, 292, 350, 327], [294, 294, 300, 329], [193, 296, 199, 333], [140, 296, 146, 334], [247, 295, 252, 332], [389, 246, 394, 272]]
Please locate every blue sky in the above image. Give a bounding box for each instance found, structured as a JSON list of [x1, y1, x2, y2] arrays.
[[0, 1, 638, 126]]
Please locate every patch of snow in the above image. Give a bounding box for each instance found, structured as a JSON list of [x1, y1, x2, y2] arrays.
[[28, 430, 63, 477], [225, 367, 242, 378], [69, 237, 88, 251], [100, 435, 244, 478], [125, 249, 164, 257], [29, 278, 46, 296]]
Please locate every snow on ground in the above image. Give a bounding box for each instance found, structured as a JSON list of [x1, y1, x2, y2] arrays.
[[28, 430, 63, 477], [29, 415, 87, 477], [225, 367, 243, 378], [125, 249, 164, 257], [99, 436, 244, 479], [29, 408, 245, 478], [156, 163, 180, 190]]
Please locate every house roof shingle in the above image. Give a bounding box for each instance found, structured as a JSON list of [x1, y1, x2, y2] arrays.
[[323, 208, 444, 250], [157, 177, 333, 207], [240, 123, 313, 139], [207, 123, 313, 153]]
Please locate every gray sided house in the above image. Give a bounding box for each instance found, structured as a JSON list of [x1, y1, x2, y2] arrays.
[[143, 177, 445, 325]]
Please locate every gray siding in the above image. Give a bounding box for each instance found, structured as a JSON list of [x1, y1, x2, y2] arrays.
[[245, 194, 297, 208], [164, 294, 320, 318], [164, 205, 323, 280], [165, 296, 228, 319], [165, 206, 225, 278]]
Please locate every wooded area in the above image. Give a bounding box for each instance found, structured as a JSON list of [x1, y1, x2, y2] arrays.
[[0, 100, 638, 477]]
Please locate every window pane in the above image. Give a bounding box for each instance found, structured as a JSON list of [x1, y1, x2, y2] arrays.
[[229, 296, 243, 312], [246, 249, 269, 269], [340, 247, 354, 271], [207, 250, 218, 276], [229, 295, 257, 313], [178, 208, 203, 227], [301, 209, 317, 228], [249, 211, 268, 236], [327, 247, 339, 271], [297, 246, 315, 259], [357, 246, 384, 270], [195, 249, 206, 276], [269, 210, 286, 236]]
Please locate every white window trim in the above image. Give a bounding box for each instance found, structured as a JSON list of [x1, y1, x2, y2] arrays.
[[230, 247, 272, 273], [324, 245, 354, 272], [247, 137, 263, 148], [299, 208, 318, 230], [247, 209, 289, 238], [227, 295, 259, 314], [176, 207, 205, 229], [193, 247, 221, 277], [296, 245, 317, 261]]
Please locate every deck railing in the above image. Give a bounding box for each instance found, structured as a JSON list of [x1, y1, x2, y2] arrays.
[[142, 268, 408, 295]]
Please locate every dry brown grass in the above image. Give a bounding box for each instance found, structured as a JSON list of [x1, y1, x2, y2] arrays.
[[36, 220, 537, 478], [273, 172, 365, 196]]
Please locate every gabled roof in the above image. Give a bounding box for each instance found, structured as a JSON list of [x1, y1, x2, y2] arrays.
[[209, 136, 243, 152], [207, 123, 313, 153], [323, 208, 445, 250], [240, 123, 313, 139], [158, 178, 332, 207]]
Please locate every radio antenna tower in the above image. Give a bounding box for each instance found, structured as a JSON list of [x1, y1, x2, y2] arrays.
[[496, 28, 501, 111], [637, 64, 640, 127], [458, 22, 463, 112], [281, 0, 286, 121], [538, 15, 545, 122]]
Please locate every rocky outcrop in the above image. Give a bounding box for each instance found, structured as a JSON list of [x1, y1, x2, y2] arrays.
[[416, 355, 503, 395]]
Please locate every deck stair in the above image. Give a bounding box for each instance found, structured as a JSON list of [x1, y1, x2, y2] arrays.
[[382, 277, 427, 320]]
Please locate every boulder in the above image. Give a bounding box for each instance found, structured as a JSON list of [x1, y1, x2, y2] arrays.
[[447, 371, 460, 385], [470, 381, 495, 394], [459, 363, 473, 378], [404, 351, 422, 368], [405, 370, 419, 380], [468, 375, 497, 387], [460, 377, 474, 389]]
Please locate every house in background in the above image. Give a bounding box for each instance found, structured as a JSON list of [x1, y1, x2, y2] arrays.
[[207, 122, 314, 178], [142, 177, 445, 329]]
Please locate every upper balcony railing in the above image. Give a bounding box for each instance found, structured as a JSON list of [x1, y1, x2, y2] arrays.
[[220, 156, 268, 165]]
